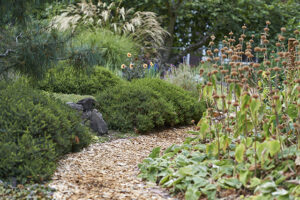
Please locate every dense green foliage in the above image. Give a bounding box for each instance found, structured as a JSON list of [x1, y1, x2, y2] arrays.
[[134, 78, 204, 124], [109, 0, 300, 63], [96, 82, 176, 132], [38, 64, 122, 95], [96, 79, 205, 133], [139, 26, 300, 199], [0, 81, 92, 182]]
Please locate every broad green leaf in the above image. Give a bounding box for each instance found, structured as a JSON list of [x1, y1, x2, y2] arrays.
[[149, 147, 161, 159], [268, 140, 280, 157], [178, 165, 195, 176], [239, 170, 250, 186], [185, 185, 201, 200], [235, 143, 246, 163], [200, 121, 209, 135], [249, 177, 261, 188], [287, 104, 298, 119], [159, 175, 170, 185], [254, 181, 277, 194]]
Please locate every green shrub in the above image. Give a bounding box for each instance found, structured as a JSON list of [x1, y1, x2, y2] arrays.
[[134, 78, 205, 124], [0, 81, 92, 182], [38, 64, 122, 95], [96, 82, 177, 133]]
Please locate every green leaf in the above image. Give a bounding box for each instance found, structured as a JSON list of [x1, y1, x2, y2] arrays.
[[287, 104, 298, 119], [239, 170, 250, 186], [249, 177, 261, 188], [178, 165, 195, 176], [149, 147, 160, 159], [235, 143, 246, 163], [268, 140, 280, 157], [185, 185, 201, 200]]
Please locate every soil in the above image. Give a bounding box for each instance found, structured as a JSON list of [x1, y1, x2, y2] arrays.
[[49, 127, 193, 200]]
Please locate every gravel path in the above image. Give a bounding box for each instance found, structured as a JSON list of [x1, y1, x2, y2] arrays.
[[49, 127, 192, 200]]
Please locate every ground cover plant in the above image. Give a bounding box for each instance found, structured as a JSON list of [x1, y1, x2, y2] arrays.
[[139, 23, 300, 199]]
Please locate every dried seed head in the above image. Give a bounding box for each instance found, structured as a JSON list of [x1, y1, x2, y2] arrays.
[[264, 27, 270, 32], [266, 20, 271, 25], [233, 102, 239, 107], [253, 63, 260, 68], [252, 94, 259, 99], [276, 42, 281, 47], [264, 60, 271, 66], [229, 31, 234, 36], [272, 95, 280, 100], [273, 67, 281, 72], [214, 48, 219, 53], [242, 25, 247, 29], [294, 30, 299, 35], [280, 27, 286, 32], [278, 124, 284, 130]]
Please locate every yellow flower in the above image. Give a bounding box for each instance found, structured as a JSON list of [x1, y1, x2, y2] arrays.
[[127, 53, 132, 58], [143, 64, 148, 69], [150, 62, 154, 67], [130, 64, 134, 69], [121, 64, 126, 69]]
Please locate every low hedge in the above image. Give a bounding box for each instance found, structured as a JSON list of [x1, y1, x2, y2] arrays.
[[96, 79, 206, 133], [38, 64, 122, 95], [0, 81, 92, 183], [96, 82, 177, 133], [134, 78, 205, 124]]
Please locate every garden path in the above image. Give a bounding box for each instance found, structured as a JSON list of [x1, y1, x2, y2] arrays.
[[49, 127, 193, 200]]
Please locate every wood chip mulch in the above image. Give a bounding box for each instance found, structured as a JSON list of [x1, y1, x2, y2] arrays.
[[49, 127, 193, 200]]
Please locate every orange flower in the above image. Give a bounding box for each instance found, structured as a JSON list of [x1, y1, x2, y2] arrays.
[[143, 64, 148, 69], [121, 64, 126, 69], [127, 53, 132, 58]]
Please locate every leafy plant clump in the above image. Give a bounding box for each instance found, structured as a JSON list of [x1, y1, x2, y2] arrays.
[[139, 24, 300, 199], [96, 82, 177, 133], [0, 181, 54, 200], [0, 81, 92, 183], [38, 64, 122, 95], [133, 78, 205, 125]]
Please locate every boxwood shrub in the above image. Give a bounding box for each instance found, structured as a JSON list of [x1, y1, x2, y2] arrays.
[[0, 81, 92, 183], [96, 82, 177, 133], [134, 78, 205, 124], [96, 79, 206, 133], [38, 64, 122, 95]]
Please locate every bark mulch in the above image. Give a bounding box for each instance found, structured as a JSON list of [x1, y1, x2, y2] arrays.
[[49, 127, 193, 200]]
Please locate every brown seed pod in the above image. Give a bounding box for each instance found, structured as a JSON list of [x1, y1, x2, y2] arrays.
[[264, 27, 269, 32], [233, 102, 239, 107], [294, 30, 299, 35], [273, 67, 281, 72], [253, 63, 260, 68], [272, 95, 280, 100], [280, 27, 286, 32], [282, 61, 287, 66], [227, 101, 232, 105], [276, 42, 281, 47], [265, 71, 271, 76], [214, 48, 219, 53], [207, 82, 213, 86], [252, 94, 259, 99], [283, 80, 288, 85], [278, 124, 284, 130], [266, 21, 271, 25]]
